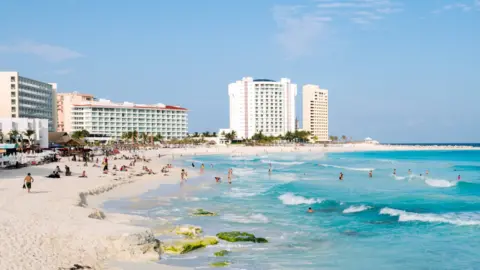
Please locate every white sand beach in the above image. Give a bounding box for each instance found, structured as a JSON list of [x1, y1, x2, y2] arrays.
[[0, 144, 477, 270]]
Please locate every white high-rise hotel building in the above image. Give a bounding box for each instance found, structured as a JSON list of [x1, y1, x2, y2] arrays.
[[228, 77, 297, 139], [0, 71, 57, 132]]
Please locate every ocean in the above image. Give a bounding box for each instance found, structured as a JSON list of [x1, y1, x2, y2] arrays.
[[104, 150, 480, 269]]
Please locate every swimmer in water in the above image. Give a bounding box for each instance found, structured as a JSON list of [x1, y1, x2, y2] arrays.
[[308, 207, 314, 213], [339, 172, 344, 181], [393, 169, 396, 175], [426, 169, 429, 175], [215, 176, 221, 183], [458, 174, 461, 181], [369, 170, 373, 178], [408, 169, 412, 175]]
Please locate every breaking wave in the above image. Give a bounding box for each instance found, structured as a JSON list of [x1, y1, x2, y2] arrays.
[[222, 213, 269, 224], [380, 207, 480, 226], [319, 164, 374, 172], [343, 205, 372, 214], [278, 193, 324, 205]]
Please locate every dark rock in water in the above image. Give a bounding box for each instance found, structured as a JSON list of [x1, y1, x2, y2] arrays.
[[342, 230, 359, 236], [367, 220, 396, 225], [216, 231, 268, 243], [88, 209, 106, 220], [59, 264, 91, 270], [214, 249, 230, 256]]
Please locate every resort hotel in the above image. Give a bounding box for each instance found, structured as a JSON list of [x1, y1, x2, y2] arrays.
[[57, 92, 188, 141], [302, 84, 329, 142], [0, 71, 57, 132], [228, 77, 297, 139]]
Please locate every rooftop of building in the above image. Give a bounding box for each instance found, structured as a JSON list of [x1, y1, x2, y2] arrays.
[[72, 98, 187, 111], [253, 79, 276, 82]]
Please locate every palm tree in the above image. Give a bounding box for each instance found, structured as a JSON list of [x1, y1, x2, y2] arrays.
[[312, 136, 319, 143], [212, 132, 217, 137], [202, 131, 211, 137], [72, 129, 90, 140], [193, 132, 199, 137], [23, 129, 36, 145], [131, 130, 138, 144], [341, 135, 347, 142], [140, 132, 148, 144], [8, 130, 19, 143], [153, 134, 164, 142]]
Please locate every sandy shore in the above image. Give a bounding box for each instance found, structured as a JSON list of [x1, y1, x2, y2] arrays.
[[0, 144, 477, 270]]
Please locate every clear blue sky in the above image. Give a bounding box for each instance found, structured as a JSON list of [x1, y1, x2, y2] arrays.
[[0, 0, 478, 143]]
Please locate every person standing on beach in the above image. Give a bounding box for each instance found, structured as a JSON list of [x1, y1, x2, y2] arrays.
[[24, 173, 34, 193]]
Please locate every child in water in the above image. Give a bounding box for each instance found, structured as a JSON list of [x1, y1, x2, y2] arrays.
[[339, 172, 344, 180]]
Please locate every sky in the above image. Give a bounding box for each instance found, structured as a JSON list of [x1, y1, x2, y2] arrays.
[[0, 0, 479, 143]]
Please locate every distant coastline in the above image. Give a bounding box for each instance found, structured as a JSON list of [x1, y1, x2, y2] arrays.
[[385, 143, 480, 147]]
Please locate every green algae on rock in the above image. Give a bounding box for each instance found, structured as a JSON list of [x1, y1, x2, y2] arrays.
[[214, 250, 230, 257], [163, 236, 219, 254], [210, 261, 230, 267], [216, 231, 268, 243], [192, 208, 217, 216]]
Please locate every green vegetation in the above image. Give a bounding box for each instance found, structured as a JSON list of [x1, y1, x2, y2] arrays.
[[210, 261, 230, 267], [216, 231, 268, 243], [163, 236, 219, 254], [214, 250, 230, 257], [192, 209, 217, 216], [71, 129, 90, 140]]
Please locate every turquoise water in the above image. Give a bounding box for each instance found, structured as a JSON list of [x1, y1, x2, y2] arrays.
[[107, 150, 480, 269]]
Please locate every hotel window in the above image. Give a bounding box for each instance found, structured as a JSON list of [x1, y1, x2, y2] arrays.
[[11, 76, 15, 82], [11, 84, 15, 90]]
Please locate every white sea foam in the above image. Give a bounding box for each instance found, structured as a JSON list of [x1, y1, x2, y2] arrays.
[[393, 175, 406, 180], [319, 164, 374, 172], [222, 213, 269, 224], [425, 179, 457, 188], [261, 160, 304, 166], [278, 193, 323, 205], [380, 207, 480, 226], [343, 205, 371, 214], [224, 187, 259, 198], [184, 197, 208, 202]]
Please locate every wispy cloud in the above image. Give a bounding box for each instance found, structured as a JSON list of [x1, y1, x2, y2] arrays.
[[53, 68, 74, 75], [0, 41, 83, 62], [432, 1, 480, 14], [273, 5, 331, 58], [273, 0, 402, 58]]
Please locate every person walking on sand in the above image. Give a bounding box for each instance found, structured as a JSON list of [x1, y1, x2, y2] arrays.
[[23, 173, 34, 193]]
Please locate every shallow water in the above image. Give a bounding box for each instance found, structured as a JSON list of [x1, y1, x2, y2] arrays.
[[105, 150, 480, 269]]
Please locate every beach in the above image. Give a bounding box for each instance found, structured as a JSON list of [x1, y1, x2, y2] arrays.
[[0, 143, 478, 270]]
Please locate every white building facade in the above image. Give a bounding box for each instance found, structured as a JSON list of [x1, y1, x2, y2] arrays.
[[70, 99, 188, 140], [0, 72, 57, 132], [302, 84, 328, 142], [0, 118, 49, 148], [228, 77, 297, 139]]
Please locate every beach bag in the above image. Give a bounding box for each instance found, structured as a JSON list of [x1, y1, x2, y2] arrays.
[[22, 184, 26, 189]]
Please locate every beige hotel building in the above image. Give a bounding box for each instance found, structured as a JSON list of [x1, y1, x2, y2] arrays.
[[302, 84, 329, 142]]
